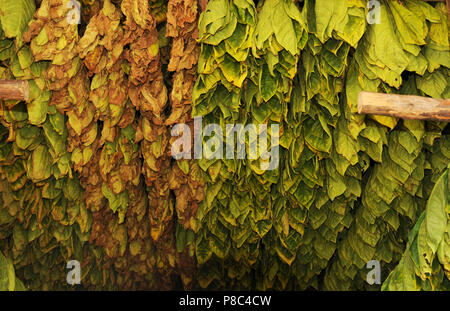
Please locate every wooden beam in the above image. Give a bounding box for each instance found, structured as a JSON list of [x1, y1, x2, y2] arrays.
[[358, 91, 450, 122], [0, 80, 29, 101]]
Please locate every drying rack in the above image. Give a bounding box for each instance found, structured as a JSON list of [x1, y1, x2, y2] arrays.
[[0, 0, 448, 122]]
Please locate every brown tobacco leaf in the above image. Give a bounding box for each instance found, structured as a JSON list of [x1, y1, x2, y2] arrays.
[[23, 2, 155, 290], [176, 247, 198, 289], [80, 0, 103, 23], [58, 67, 103, 215], [77, 0, 134, 230], [79, 149, 105, 211], [141, 120, 173, 240], [150, 0, 168, 24], [154, 222, 178, 290], [24, 0, 81, 91], [165, 0, 199, 125], [165, 0, 203, 230], [165, 69, 197, 125], [121, 0, 172, 237], [165, 0, 204, 289], [87, 174, 160, 290], [23, 0, 100, 184], [166, 0, 199, 73], [98, 122, 142, 222], [119, 0, 177, 287], [78, 1, 143, 237], [168, 160, 205, 230], [65, 68, 97, 148], [121, 0, 168, 124], [78, 1, 168, 287], [24, 1, 102, 209], [79, 0, 127, 140], [199, 0, 208, 12], [88, 69, 128, 139], [78, 0, 124, 74]]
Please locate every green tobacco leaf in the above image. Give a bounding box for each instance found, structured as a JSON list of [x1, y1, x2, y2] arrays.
[[424, 169, 447, 253], [313, 0, 347, 43], [27, 145, 52, 182], [271, 0, 297, 55], [259, 64, 277, 101], [0, 0, 35, 46], [388, 1, 427, 47], [196, 236, 213, 264], [0, 251, 25, 291], [382, 167, 449, 291]]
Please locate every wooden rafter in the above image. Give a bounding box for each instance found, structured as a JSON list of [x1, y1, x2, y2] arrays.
[[0, 80, 29, 101], [358, 91, 450, 122]]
